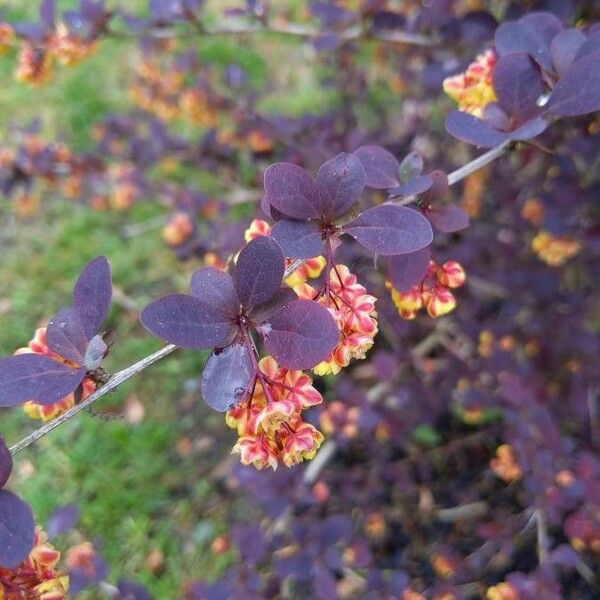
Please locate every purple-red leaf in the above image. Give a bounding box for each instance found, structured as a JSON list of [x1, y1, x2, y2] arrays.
[[445, 111, 508, 148], [509, 116, 548, 141], [234, 236, 285, 308], [263, 300, 339, 370], [190, 267, 239, 320], [201, 342, 254, 412], [398, 151, 424, 182], [271, 220, 323, 259], [73, 256, 112, 339], [389, 175, 433, 198], [316, 152, 365, 218], [46, 307, 88, 366], [388, 248, 430, 292], [263, 162, 322, 219], [0, 490, 35, 568], [0, 354, 85, 408], [343, 205, 433, 256], [427, 204, 470, 233], [353, 145, 399, 189], [84, 335, 108, 370], [546, 51, 600, 117], [494, 19, 554, 72], [576, 34, 600, 61], [551, 29, 587, 76], [0, 435, 12, 488], [248, 287, 297, 324], [140, 294, 237, 350], [47, 504, 80, 538], [492, 53, 543, 120]]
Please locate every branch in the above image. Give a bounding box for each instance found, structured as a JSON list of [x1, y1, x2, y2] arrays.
[[7, 142, 512, 455], [9, 344, 178, 455]]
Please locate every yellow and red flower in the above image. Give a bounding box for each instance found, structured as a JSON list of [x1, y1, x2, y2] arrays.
[[227, 356, 324, 470], [15, 327, 96, 421], [15, 44, 53, 86], [0, 527, 69, 600], [531, 231, 580, 266], [443, 49, 497, 117]]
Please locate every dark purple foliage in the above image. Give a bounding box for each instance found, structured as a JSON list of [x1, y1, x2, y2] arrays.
[[550, 29, 587, 76], [445, 111, 509, 147], [388, 247, 431, 292], [200, 342, 254, 412], [270, 219, 323, 259], [190, 267, 239, 319], [46, 504, 80, 537], [0, 490, 35, 569], [263, 300, 339, 370], [0, 436, 12, 489], [426, 204, 470, 233], [353, 145, 399, 189], [343, 205, 433, 255]]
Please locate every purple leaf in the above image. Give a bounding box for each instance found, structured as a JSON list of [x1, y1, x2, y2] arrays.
[[551, 29, 587, 76], [140, 294, 237, 350], [0, 435, 12, 488], [234, 236, 285, 308], [482, 102, 511, 130], [509, 116, 548, 141], [83, 334, 108, 370], [47, 504, 80, 538], [494, 19, 554, 72], [190, 267, 239, 320], [389, 175, 433, 198], [445, 111, 508, 148], [398, 151, 423, 182], [314, 566, 337, 600], [519, 12, 563, 46], [39, 0, 56, 29], [546, 51, 600, 116], [117, 580, 152, 600], [201, 343, 254, 412], [353, 145, 400, 189], [271, 220, 324, 259], [576, 34, 600, 61], [492, 53, 543, 120], [73, 256, 112, 339], [263, 300, 339, 370], [343, 205, 433, 256], [0, 490, 35, 568], [388, 248, 430, 292], [427, 204, 470, 233], [46, 307, 88, 366], [263, 162, 322, 219], [422, 170, 449, 203], [248, 287, 297, 324], [316, 152, 365, 218], [0, 354, 85, 408]]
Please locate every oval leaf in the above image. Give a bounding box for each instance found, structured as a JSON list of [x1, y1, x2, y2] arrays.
[[388, 247, 431, 292], [140, 294, 237, 350], [84, 334, 108, 370], [389, 174, 433, 198], [343, 205, 433, 256], [190, 267, 239, 319], [316, 152, 366, 218], [234, 236, 285, 308], [551, 29, 587, 76], [271, 220, 324, 259], [263, 162, 322, 219], [0, 354, 85, 407], [494, 20, 553, 72], [46, 307, 88, 366], [47, 504, 80, 538], [492, 53, 543, 120], [248, 287, 297, 324], [0, 435, 12, 488], [399, 151, 424, 183], [353, 145, 399, 189], [427, 204, 469, 233], [201, 342, 254, 412], [547, 51, 600, 117], [264, 300, 339, 370], [72, 256, 112, 339], [445, 111, 509, 148], [0, 490, 35, 568]]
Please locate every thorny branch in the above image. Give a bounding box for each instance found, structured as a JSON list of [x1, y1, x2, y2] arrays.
[[8, 142, 513, 456]]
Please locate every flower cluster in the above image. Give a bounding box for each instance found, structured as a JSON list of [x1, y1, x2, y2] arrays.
[[443, 49, 497, 117], [244, 219, 327, 287], [531, 231, 580, 266], [0, 527, 69, 600], [294, 265, 378, 376], [14, 328, 96, 421], [490, 444, 522, 483], [387, 260, 466, 320], [226, 357, 324, 469]]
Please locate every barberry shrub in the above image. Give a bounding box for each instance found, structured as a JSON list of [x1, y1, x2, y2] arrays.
[[1, 1, 600, 598]]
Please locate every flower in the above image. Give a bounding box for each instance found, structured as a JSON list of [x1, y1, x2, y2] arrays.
[[490, 444, 522, 483], [295, 265, 378, 375], [15, 44, 53, 85], [227, 356, 325, 470], [443, 49, 497, 117], [48, 23, 96, 66], [0, 527, 69, 600], [388, 259, 466, 320], [531, 231, 580, 266], [15, 328, 96, 421]]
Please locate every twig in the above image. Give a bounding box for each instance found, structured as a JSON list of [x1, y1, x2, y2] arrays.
[[535, 509, 550, 566], [7, 143, 513, 455], [9, 344, 178, 455]]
